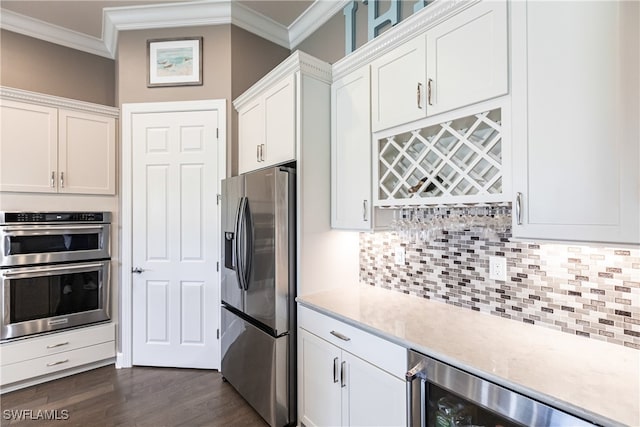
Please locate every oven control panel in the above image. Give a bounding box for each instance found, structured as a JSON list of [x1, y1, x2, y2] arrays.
[[0, 212, 110, 223]]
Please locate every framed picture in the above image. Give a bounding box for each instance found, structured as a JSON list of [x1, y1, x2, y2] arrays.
[[147, 37, 203, 87]]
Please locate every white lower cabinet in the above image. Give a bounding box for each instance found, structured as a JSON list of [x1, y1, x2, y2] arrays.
[[0, 323, 115, 390], [298, 306, 406, 427]]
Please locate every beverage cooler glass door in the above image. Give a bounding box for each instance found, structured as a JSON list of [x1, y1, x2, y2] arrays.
[[406, 350, 594, 427]]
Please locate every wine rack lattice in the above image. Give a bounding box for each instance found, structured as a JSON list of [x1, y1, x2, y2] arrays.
[[378, 108, 502, 203]]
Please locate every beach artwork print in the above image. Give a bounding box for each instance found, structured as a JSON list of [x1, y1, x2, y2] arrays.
[[148, 37, 202, 87]]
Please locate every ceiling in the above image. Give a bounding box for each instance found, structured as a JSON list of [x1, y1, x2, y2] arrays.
[[0, 0, 343, 58]]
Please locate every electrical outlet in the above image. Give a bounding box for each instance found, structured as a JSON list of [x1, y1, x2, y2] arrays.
[[394, 246, 405, 265], [489, 256, 507, 281]]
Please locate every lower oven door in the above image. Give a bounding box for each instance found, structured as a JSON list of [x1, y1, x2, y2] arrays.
[[406, 349, 594, 427], [1, 260, 110, 340]]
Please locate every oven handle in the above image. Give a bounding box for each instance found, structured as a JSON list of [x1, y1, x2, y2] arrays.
[[2, 225, 106, 234], [1, 262, 107, 277], [406, 361, 427, 427]]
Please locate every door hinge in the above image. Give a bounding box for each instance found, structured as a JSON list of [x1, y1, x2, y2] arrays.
[[217, 329, 220, 339], [216, 261, 219, 272]]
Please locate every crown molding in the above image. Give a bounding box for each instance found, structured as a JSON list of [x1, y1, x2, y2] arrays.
[[2, 0, 330, 60], [332, 0, 481, 81], [288, 0, 351, 49], [0, 86, 119, 117], [0, 9, 112, 58], [233, 50, 331, 111]]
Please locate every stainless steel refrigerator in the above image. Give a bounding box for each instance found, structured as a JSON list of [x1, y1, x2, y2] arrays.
[[220, 166, 296, 427]]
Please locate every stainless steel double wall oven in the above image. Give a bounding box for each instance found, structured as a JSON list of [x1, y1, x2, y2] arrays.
[[0, 212, 111, 341]]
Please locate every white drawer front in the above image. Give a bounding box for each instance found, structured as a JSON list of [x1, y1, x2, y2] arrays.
[[0, 341, 115, 385], [298, 305, 406, 379], [0, 323, 115, 366]]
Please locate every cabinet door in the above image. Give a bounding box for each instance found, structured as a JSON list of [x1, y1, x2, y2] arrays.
[[238, 99, 265, 174], [0, 100, 58, 193], [343, 351, 406, 427], [264, 73, 296, 167], [58, 109, 116, 195], [298, 329, 342, 427], [511, 1, 639, 243], [426, 0, 508, 116], [371, 35, 426, 132], [331, 66, 372, 230]]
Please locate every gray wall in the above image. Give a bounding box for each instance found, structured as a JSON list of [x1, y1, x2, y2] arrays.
[[0, 29, 116, 106]]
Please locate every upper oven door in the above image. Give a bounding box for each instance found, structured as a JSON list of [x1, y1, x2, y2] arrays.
[[0, 223, 111, 267]]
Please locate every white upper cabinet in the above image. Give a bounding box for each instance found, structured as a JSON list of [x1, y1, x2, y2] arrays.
[[369, 0, 508, 133], [238, 74, 296, 174], [58, 109, 116, 195], [264, 74, 296, 168], [425, 0, 508, 116], [371, 36, 426, 133], [331, 66, 373, 230], [238, 98, 265, 174], [0, 89, 118, 195], [511, 1, 639, 244], [0, 100, 58, 193], [235, 52, 331, 175]]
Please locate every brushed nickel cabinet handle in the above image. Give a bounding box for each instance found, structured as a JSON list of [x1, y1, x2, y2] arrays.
[[260, 144, 265, 162], [256, 145, 260, 162], [46, 359, 69, 367], [333, 357, 339, 383], [427, 78, 433, 106], [362, 200, 368, 222], [46, 341, 69, 349], [60, 171, 65, 188], [330, 330, 350, 341], [50, 171, 55, 188], [516, 192, 523, 225], [417, 83, 423, 109], [340, 361, 347, 388]]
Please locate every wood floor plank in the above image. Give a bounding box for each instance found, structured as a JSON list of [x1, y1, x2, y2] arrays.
[[0, 365, 269, 427]]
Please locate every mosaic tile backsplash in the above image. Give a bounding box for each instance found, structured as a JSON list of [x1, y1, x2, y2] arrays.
[[359, 222, 640, 350]]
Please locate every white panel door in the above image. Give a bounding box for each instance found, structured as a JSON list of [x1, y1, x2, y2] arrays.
[[132, 110, 220, 368]]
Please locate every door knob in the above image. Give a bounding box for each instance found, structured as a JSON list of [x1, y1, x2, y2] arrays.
[[132, 267, 144, 274]]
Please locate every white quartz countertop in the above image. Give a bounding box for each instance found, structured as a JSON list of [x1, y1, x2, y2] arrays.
[[297, 285, 640, 427]]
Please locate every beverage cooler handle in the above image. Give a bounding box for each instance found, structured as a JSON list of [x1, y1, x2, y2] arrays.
[[406, 363, 427, 427]]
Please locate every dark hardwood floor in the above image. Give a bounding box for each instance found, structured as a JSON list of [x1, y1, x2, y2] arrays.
[[0, 365, 269, 427]]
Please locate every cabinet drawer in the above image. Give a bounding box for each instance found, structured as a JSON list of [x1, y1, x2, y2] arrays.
[[298, 305, 406, 379], [0, 323, 115, 366], [0, 341, 115, 385]]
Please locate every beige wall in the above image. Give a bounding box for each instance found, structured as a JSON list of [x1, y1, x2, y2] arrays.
[[230, 26, 290, 176], [295, 0, 416, 64], [116, 25, 288, 176], [0, 29, 116, 106]]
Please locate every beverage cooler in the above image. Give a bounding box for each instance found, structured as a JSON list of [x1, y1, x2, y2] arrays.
[[406, 350, 594, 427]]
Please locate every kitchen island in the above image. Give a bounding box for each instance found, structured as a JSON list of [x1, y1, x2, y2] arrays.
[[297, 285, 640, 427]]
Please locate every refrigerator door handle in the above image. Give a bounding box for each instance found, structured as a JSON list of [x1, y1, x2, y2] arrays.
[[235, 197, 247, 290], [243, 199, 254, 291]]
